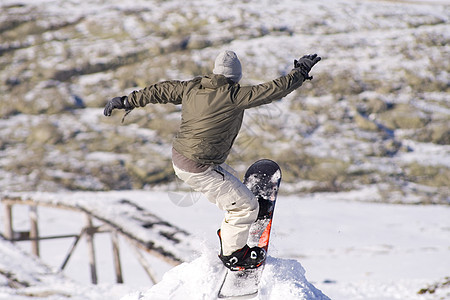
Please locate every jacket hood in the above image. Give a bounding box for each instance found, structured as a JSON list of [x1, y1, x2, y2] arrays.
[[201, 74, 235, 89]]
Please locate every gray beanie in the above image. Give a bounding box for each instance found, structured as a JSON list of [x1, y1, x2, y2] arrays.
[[213, 50, 242, 83]]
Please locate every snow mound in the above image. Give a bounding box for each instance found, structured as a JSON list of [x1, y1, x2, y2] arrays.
[[121, 249, 329, 300]]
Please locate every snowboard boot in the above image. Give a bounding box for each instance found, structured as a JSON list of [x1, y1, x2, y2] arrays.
[[217, 229, 266, 271]]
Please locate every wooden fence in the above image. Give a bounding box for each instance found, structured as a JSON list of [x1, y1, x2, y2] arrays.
[[1, 193, 199, 285]]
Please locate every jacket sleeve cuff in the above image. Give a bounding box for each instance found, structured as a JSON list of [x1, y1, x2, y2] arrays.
[[122, 96, 134, 110], [291, 68, 309, 81]]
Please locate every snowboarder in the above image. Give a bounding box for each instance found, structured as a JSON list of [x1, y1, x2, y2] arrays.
[[104, 50, 321, 270]]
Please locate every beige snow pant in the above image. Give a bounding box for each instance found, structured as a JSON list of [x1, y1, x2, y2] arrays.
[[173, 163, 259, 256]]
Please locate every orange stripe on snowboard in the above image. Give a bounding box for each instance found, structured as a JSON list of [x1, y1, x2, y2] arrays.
[[258, 219, 272, 249]]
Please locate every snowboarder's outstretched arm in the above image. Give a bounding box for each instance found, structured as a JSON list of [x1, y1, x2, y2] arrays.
[[235, 54, 321, 109], [103, 78, 200, 117], [126, 79, 194, 107]]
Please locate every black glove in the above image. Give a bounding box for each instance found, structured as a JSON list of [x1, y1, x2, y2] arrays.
[[103, 96, 133, 116], [294, 54, 321, 80]]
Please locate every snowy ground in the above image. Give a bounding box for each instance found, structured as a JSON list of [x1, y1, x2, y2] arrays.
[[2, 190, 449, 299]]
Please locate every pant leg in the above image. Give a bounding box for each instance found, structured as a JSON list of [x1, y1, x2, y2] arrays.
[[173, 163, 259, 255]]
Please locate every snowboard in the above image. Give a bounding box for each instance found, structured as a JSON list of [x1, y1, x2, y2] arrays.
[[218, 159, 281, 299]]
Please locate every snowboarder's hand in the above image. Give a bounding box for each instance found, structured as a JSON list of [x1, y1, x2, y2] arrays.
[[103, 96, 133, 116], [294, 54, 321, 80]]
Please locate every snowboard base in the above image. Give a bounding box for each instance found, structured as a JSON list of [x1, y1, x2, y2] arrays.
[[218, 267, 263, 299]]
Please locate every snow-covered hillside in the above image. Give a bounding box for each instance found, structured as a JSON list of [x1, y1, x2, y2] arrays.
[[1, 0, 449, 203]]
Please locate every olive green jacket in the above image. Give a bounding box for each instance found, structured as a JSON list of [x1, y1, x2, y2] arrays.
[[127, 69, 305, 165]]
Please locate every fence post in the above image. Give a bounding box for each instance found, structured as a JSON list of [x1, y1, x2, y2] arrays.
[[29, 205, 39, 257], [84, 214, 98, 284], [130, 243, 158, 285], [111, 231, 123, 283], [60, 228, 86, 271], [3, 203, 13, 240]]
